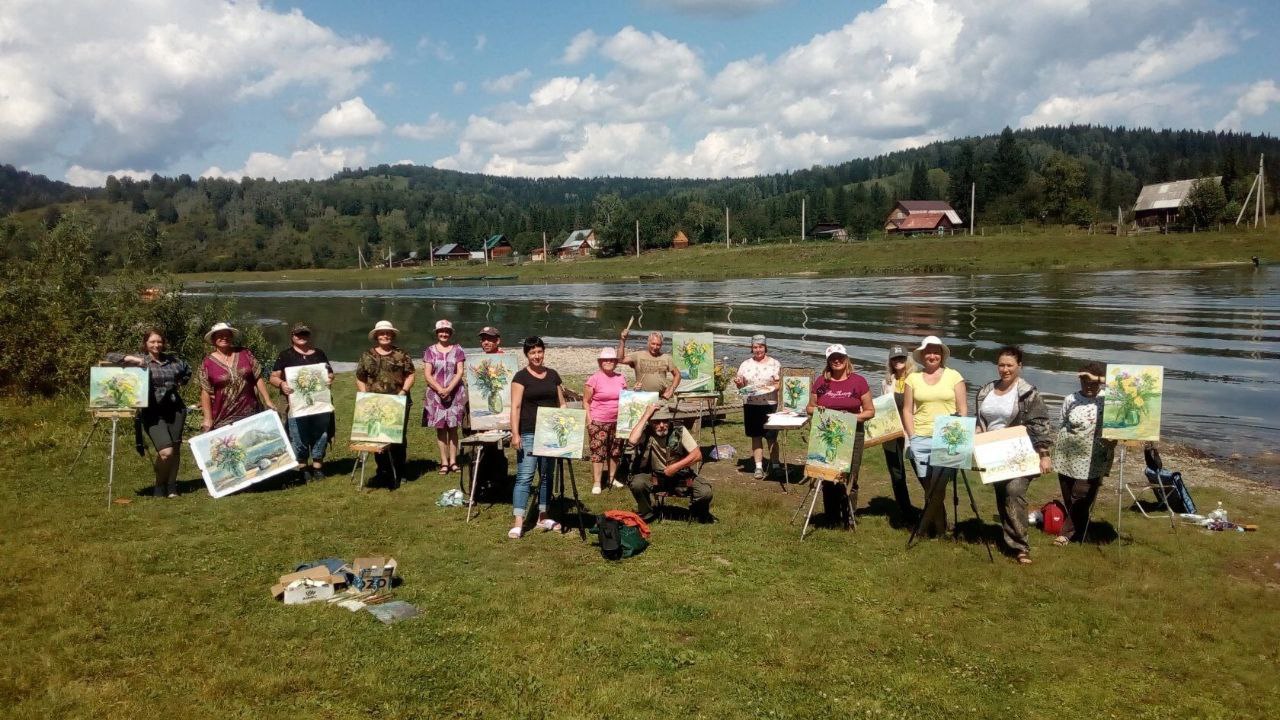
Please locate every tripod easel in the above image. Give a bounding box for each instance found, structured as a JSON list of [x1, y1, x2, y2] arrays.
[[73, 409, 139, 508], [906, 467, 994, 562], [1112, 440, 1177, 536], [548, 458, 587, 540], [792, 472, 856, 540]]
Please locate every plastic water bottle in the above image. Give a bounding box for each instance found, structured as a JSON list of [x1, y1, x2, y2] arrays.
[[1209, 502, 1228, 522]]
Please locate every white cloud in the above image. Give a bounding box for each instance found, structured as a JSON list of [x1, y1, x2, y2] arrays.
[[0, 0, 387, 172], [1020, 86, 1204, 129], [65, 165, 158, 187], [309, 97, 386, 138], [416, 35, 454, 62], [202, 145, 368, 180], [1217, 80, 1280, 130], [453, 81, 468, 95], [560, 30, 599, 64], [482, 69, 533, 94], [475, 34, 488, 52], [394, 113, 457, 141], [642, 0, 781, 17]]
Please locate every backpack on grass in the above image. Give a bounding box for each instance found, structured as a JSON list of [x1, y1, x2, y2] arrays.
[[590, 514, 649, 561]]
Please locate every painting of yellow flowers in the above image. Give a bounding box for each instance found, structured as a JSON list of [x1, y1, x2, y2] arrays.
[[672, 332, 714, 393], [805, 408, 858, 481], [533, 407, 586, 459], [89, 367, 149, 409], [615, 390, 660, 439], [284, 363, 332, 418], [1101, 364, 1163, 441], [351, 392, 408, 444], [862, 392, 904, 448], [466, 354, 518, 430]]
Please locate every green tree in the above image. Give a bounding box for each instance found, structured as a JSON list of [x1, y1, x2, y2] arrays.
[[987, 127, 1029, 199], [1183, 178, 1227, 227], [908, 161, 931, 200], [1041, 151, 1087, 222]]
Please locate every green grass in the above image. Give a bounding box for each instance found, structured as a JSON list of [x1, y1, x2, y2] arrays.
[[173, 224, 1280, 285], [3, 373, 1279, 718]]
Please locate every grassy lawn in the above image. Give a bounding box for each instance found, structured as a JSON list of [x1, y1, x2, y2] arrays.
[[3, 373, 1279, 718], [174, 225, 1280, 285]]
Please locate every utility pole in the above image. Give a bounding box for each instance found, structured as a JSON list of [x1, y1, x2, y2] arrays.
[[428, 241, 434, 267], [1261, 153, 1267, 228], [635, 219, 640, 257], [1117, 206, 1122, 236], [542, 231, 548, 263], [725, 206, 730, 248], [969, 182, 976, 236], [799, 197, 804, 244]]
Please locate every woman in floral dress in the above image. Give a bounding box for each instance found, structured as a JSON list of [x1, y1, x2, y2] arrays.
[[1051, 361, 1116, 545], [422, 319, 467, 473]]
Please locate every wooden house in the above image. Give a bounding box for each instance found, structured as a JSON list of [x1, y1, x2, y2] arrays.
[[483, 234, 513, 259], [808, 222, 847, 240], [884, 200, 962, 235], [1133, 177, 1221, 228], [672, 230, 690, 249], [432, 243, 470, 261], [531, 247, 546, 262], [557, 228, 598, 258]]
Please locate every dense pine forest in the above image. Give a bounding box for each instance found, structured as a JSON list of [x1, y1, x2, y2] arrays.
[[2, 125, 1277, 272]]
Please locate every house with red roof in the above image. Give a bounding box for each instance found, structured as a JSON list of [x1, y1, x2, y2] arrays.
[[884, 200, 963, 236]]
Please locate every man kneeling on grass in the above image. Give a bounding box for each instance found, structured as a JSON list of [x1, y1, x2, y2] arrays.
[[626, 404, 713, 522]]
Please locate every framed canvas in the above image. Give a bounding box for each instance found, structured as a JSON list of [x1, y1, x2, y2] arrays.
[[284, 363, 333, 418], [615, 390, 660, 439], [189, 410, 296, 498], [974, 425, 1041, 484], [672, 332, 715, 393], [466, 354, 518, 430], [929, 415, 976, 469], [89, 367, 149, 409], [1101, 364, 1163, 442], [862, 392, 904, 448], [780, 376, 810, 415], [804, 407, 857, 481], [532, 407, 586, 459], [351, 392, 408, 444]]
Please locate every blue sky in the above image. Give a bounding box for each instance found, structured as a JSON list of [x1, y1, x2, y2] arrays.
[[2, 0, 1277, 186]]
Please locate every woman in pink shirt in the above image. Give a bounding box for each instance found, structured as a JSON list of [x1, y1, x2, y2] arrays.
[[584, 347, 629, 494]]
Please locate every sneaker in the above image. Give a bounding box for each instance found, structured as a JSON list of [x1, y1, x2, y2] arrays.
[[610, 478, 625, 489], [310, 465, 325, 480], [591, 486, 602, 495], [753, 467, 765, 480]]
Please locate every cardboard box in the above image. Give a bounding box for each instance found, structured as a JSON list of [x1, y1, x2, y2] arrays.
[[351, 556, 397, 591], [270, 565, 347, 605]]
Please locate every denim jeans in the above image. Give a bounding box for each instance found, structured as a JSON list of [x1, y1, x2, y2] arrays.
[[908, 434, 954, 537], [513, 432, 554, 517], [287, 413, 331, 462]]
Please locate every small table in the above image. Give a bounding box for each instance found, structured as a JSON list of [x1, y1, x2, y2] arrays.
[[460, 429, 511, 522], [349, 442, 396, 490], [764, 412, 808, 492]]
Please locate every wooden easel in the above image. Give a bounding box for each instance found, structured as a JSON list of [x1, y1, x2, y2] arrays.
[[792, 472, 856, 540], [349, 442, 396, 490], [460, 429, 511, 522], [74, 409, 138, 508]]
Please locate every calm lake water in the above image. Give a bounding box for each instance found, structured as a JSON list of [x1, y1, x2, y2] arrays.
[[194, 266, 1279, 478]]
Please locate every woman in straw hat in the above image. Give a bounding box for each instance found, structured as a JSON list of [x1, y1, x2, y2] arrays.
[[198, 322, 274, 432], [355, 320, 416, 484], [901, 335, 967, 537]]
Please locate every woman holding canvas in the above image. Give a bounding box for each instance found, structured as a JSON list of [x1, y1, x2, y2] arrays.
[[974, 345, 1053, 565], [199, 322, 274, 432], [1051, 361, 1116, 545], [269, 323, 335, 483], [881, 344, 916, 521], [806, 344, 875, 528], [422, 319, 467, 474], [508, 336, 566, 538], [355, 320, 416, 485], [734, 334, 781, 481], [901, 336, 967, 538], [107, 328, 192, 497], [584, 347, 627, 495]]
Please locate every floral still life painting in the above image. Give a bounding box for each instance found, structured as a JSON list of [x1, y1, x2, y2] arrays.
[[973, 425, 1041, 484], [1101, 364, 1163, 442], [672, 332, 714, 393], [189, 410, 296, 498], [805, 407, 857, 481], [89, 367, 149, 409], [862, 392, 904, 448], [533, 407, 586, 459], [351, 392, 408, 444], [615, 390, 660, 439], [929, 415, 976, 469], [781, 376, 810, 414], [466, 354, 518, 430], [284, 363, 332, 418]]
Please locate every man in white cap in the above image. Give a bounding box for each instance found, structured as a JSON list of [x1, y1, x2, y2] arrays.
[[625, 403, 713, 521]]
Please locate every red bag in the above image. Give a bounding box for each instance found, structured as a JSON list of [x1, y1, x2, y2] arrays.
[[1041, 500, 1066, 536]]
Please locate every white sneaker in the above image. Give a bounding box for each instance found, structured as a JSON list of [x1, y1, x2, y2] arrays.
[[591, 486, 602, 495]]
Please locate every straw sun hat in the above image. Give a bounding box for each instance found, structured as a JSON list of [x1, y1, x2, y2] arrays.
[[367, 320, 400, 341], [204, 322, 241, 344], [911, 335, 951, 365]]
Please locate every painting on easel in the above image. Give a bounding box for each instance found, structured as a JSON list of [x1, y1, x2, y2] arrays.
[[89, 367, 149, 409], [351, 392, 408, 444], [533, 407, 586, 459], [929, 416, 976, 469], [804, 408, 857, 481], [466, 354, 518, 430], [780, 376, 810, 414], [1101, 364, 1163, 442], [672, 332, 714, 393]]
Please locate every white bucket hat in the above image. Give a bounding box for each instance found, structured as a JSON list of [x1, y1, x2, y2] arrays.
[[368, 320, 400, 342], [434, 319, 453, 333], [911, 335, 951, 365], [204, 322, 241, 344]]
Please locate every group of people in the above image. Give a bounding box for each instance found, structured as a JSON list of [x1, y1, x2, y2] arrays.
[[108, 320, 1117, 560]]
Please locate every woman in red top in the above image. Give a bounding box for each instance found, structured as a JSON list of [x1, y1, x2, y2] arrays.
[[198, 323, 274, 432], [806, 344, 875, 528]]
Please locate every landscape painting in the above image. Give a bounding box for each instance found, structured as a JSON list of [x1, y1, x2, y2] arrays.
[[862, 392, 904, 448], [804, 407, 857, 481], [533, 407, 586, 459], [284, 363, 333, 418], [351, 392, 408, 444], [615, 390, 660, 439], [189, 410, 296, 498], [89, 367, 149, 409], [929, 416, 976, 469], [974, 426, 1041, 484], [672, 332, 714, 393], [1101, 364, 1163, 442], [781, 376, 810, 414], [466, 354, 518, 430]]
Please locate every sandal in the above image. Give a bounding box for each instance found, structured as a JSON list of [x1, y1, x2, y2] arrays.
[[438, 466, 449, 475], [449, 464, 460, 473], [507, 526, 523, 539], [1053, 535, 1070, 547], [1016, 553, 1033, 565], [537, 518, 562, 532]]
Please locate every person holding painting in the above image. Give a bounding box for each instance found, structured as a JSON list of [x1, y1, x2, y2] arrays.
[[269, 323, 335, 483], [107, 328, 192, 498], [1051, 361, 1116, 545], [584, 347, 628, 495], [422, 319, 467, 474], [478, 326, 506, 354], [806, 344, 875, 528], [734, 334, 781, 480], [355, 320, 415, 485], [974, 345, 1053, 565], [881, 344, 916, 521], [901, 335, 967, 538], [508, 336, 566, 538], [199, 322, 275, 432], [617, 329, 681, 398]]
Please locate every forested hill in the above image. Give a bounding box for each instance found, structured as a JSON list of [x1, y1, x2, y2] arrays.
[[2, 125, 1277, 273]]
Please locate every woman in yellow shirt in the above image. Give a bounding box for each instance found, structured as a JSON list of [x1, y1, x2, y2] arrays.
[[901, 335, 967, 537]]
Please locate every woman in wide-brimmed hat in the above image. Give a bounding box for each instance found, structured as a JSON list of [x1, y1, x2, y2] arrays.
[[584, 346, 628, 494], [901, 335, 968, 537], [422, 319, 467, 474], [198, 322, 274, 432], [355, 320, 416, 485]]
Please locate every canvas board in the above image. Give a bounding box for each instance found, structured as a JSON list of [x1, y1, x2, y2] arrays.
[[189, 410, 296, 498], [89, 367, 149, 409], [862, 392, 904, 448], [284, 363, 333, 418], [616, 390, 660, 439], [532, 407, 586, 459], [466, 354, 518, 431], [780, 376, 810, 415], [973, 425, 1041, 484], [929, 416, 976, 469], [804, 407, 858, 481], [672, 332, 715, 393], [1101, 364, 1163, 442], [351, 392, 408, 444]]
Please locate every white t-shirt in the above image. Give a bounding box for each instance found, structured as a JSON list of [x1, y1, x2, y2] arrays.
[[736, 356, 780, 405], [980, 387, 1017, 431]]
